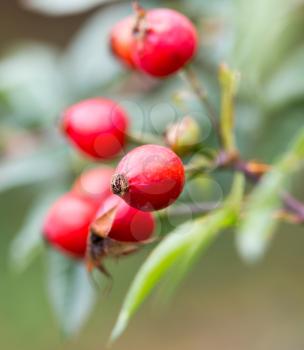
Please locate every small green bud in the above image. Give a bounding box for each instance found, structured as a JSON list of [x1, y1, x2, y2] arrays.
[[165, 116, 201, 156]]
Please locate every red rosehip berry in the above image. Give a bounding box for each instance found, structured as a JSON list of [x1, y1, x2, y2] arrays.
[[61, 98, 129, 160], [110, 16, 136, 68], [72, 166, 114, 205], [43, 192, 98, 258], [96, 195, 155, 242], [111, 144, 185, 211], [132, 8, 198, 77]]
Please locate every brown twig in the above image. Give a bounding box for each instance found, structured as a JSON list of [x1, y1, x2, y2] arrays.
[[185, 149, 304, 223], [216, 153, 304, 224], [282, 193, 304, 223]]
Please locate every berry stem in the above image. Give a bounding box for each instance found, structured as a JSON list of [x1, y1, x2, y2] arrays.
[[132, 1, 146, 17], [218, 63, 240, 154], [127, 130, 165, 146], [184, 156, 214, 176], [158, 201, 219, 219], [132, 1, 147, 36], [181, 65, 222, 147]]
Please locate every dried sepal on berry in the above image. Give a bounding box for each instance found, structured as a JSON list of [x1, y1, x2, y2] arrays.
[[86, 204, 154, 277], [86, 205, 117, 275]]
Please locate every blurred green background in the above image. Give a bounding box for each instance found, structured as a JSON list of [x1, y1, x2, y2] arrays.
[[1, 0, 304, 349]]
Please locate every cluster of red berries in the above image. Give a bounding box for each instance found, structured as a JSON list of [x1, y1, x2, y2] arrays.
[[43, 6, 197, 265], [43, 166, 156, 258]]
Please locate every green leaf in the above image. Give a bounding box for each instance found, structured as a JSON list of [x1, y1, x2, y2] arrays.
[[232, 0, 295, 86], [21, 0, 116, 16], [110, 174, 244, 343], [153, 240, 207, 305], [0, 147, 69, 193], [265, 45, 304, 111], [9, 188, 64, 272], [236, 128, 304, 262], [47, 250, 96, 336]]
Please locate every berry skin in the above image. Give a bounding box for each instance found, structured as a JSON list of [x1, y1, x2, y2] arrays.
[[62, 98, 129, 160], [43, 192, 98, 258], [132, 8, 198, 77], [72, 167, 114, 205], [111, 144, 185, 211], [110, 16, 136, 68], [96, 195, 155, 242]]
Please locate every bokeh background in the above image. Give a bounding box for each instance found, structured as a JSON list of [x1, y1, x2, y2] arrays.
[[1, 0, 304, 349]]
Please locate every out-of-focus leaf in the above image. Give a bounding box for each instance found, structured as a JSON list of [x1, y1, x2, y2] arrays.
[[47, 250, 96, 336], [110, 174, 244, 343], [63, 4, 129, 96], [64, 0, 159, 96], [236, 127, 304, 262], [219, 63, 240, 153], [21, 0, 117, 16], [9, 187, 64, 272], [265, 46, 304, 111], [0, 43, 69, 126], [0, 147, 69, 193], [232, 0, 295, 86], [154, 240, 205, 305]]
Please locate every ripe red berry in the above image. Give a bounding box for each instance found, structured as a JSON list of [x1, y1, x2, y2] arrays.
[[111, 144, 185, 211], [110, 16, 136, 68], [43, 192, 98, 258], [72, 167, 114, 205], [96, 195, 155, 242], [132, 8, 198, 77], [62, 98, 129, 160]]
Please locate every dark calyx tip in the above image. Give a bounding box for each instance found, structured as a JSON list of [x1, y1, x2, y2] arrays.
[[111, 173, 129, 196]]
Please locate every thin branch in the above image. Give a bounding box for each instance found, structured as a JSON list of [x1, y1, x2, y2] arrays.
[[220, 155, 304, 224], [127, 131, 165, 146], [158, 202, 219, 219], [184, 156, 215, 177], [185, 151, 304, 224], [282, 192, 304, 222], [181, 65, 222, 146]]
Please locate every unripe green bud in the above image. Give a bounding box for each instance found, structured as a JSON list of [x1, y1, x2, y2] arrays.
[[165, 116, 201, 155]]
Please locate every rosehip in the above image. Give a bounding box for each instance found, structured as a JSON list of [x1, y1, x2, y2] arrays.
[[110, 16, 136, 68], [61, 98, 129, 160], [111, 144, 185, 211], [72, 166, 114, 205], [43, 192, 98, 258], [96, 195, 155, 242], [132, 8, 198, 77]]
